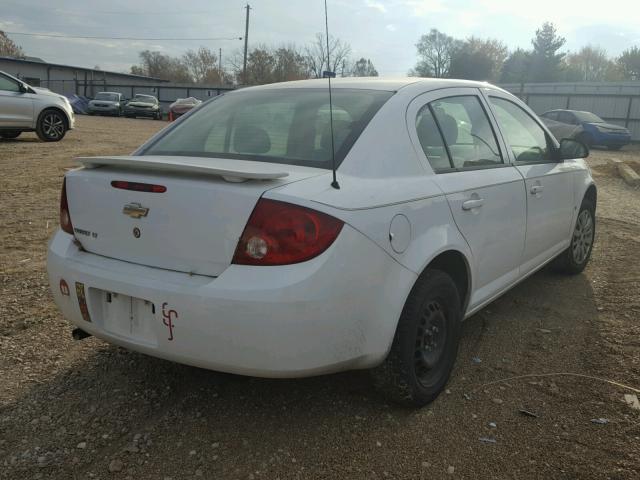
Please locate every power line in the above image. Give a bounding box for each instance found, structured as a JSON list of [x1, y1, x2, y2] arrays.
[[4, 31, 242, 41]]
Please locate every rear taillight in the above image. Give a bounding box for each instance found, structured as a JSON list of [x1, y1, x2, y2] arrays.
[[232, 199, 344, 266], [60, 177, 74, 235], [111, 180, 167, 193]]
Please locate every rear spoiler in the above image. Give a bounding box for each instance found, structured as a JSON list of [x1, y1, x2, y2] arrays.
[[75, 155, 289, 183]]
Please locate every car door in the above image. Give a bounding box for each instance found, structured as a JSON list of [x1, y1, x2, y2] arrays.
[[485, 91, 575, 276], [0, 73, 34, 128], [408, 88, 527, 310]]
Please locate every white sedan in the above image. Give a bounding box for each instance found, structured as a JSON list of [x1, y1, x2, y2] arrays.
[[47, 78, 595, 406]]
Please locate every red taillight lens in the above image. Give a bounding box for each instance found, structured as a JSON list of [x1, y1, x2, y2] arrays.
[[60, 177, 74, 235], [232, 199, 344, 266], [111, 180, 167, 193]]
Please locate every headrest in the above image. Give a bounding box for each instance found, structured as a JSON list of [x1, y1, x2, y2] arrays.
[[438, 113, 458, 145], [233, 125, 271, 154]]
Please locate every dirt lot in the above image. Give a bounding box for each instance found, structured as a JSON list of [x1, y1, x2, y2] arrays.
[[1, 116, 639, 480]]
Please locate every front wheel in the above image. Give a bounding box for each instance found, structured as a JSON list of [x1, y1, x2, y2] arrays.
[[371, 269, 462, 407], [553, 199, 595, 274], [36, 109, 67, 142]]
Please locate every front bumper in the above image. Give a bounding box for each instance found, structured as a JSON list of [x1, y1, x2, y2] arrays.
[[88, 105, 120, 114], [595, 131, 631, 146], [124, 108, 159, 117], [47, 226, 416, 378]]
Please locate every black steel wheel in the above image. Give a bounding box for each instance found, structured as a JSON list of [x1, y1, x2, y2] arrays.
[[372, 269, 462, 407], [36, 109, 67, 142]]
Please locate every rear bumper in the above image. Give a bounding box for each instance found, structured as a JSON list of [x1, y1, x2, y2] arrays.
[[47, 227, 415, 378]]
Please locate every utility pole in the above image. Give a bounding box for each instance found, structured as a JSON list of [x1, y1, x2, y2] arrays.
[[242, 3, 251, 84], [219, 47, 222, 79]]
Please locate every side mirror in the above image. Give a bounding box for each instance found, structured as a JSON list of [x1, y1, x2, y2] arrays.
[[558, 138, 589, 160], [18, 83, 28, 93]]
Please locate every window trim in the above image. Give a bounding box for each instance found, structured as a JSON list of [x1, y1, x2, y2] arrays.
[[416, 93, 506, 173], [487, 95, 560, 165]]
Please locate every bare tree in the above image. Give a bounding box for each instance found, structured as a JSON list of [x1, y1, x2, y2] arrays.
[[183, 47, 219, 83], [565, 45, 617, 82], [304, 33, 352, 78], [410, 29, 457, 77], [130, 50, 191, 83], [350, 58, 378, 77], [0, 31, 25, 58]]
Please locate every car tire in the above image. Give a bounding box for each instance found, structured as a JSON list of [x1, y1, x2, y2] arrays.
[[36, 109, 67, 142], [552, 198, 595, 275], [371, 269, 462, 407], [0, 131, 21, 139]]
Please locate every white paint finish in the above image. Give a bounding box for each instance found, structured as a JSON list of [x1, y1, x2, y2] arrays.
[[389, 214, 411, 253], [437, 170, 526, 309], [516, 162, 576, 275], [77, 155, 293, 180], [65, 166, 324, 277], [47, 227, 416, 377], [48, 78, 597, 378]]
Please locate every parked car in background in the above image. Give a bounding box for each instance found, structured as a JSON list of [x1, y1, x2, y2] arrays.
[[541, 109, 631, 150], [0, 70, 75, 141], [88, 92, 125, 116], [168, 97, 202, 120], [48, 79, 595, 407], [124, 94, 162, 120]]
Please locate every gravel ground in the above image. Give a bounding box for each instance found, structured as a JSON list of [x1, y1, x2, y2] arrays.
[[1, 116, 639, 480]]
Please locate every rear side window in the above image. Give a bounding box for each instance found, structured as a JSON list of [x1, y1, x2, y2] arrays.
[[416, 95, 503, 171], [489, 97, 553, 163], [144, 88, 393, 169]]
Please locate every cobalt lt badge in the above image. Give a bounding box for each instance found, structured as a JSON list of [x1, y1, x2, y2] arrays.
[[133, 227, 141, 238]]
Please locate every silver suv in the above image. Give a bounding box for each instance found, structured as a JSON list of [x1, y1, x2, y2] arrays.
[[0, 70, 75, 142]]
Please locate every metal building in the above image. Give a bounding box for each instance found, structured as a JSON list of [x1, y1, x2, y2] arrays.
[[0, 55, 166, 97]]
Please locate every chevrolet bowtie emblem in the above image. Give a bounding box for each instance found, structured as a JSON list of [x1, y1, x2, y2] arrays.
[[123, 202, 149, 219]]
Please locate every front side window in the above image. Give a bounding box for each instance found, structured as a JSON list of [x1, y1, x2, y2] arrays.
[[489, 97, 553, 163], [143, 89, 393, 169], [428, 95, 503, 169], [0, 74, 20, 93]]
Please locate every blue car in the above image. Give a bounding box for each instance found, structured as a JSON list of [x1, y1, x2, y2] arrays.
[[541, 109, 631, 150]]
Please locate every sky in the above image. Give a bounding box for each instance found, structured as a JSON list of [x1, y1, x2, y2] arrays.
[[2, 0, 640, 76]]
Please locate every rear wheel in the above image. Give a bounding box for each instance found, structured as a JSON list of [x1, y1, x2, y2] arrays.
[[36, 109, 67, 142], [553, 199, 595, 274], [0, 131, 21, 139], [371, 269, 462, 407]]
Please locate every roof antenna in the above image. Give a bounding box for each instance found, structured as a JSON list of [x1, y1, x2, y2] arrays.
[[323, 0, 340, 190]]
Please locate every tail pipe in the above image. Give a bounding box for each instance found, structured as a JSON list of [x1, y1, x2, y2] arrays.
[[72, 328, 92, 341]]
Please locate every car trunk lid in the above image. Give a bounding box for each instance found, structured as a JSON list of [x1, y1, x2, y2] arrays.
[[66, 155, 326, 277]]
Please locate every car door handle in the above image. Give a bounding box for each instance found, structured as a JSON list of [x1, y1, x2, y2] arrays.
[[462, 198, 484, 210], [530, 185, 544, 195]]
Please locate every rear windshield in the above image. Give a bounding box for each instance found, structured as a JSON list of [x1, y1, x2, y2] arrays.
[[142, 88, 393, 168]]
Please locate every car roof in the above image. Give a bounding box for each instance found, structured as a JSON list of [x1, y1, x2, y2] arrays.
[[97, 91, 121, 95], [240, 77, 500, 93]]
